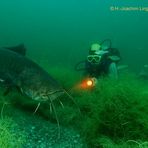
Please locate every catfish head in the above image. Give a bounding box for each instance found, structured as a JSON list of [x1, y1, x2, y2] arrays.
[[18, 68, 65, 102], [22, 83, 64, 102]]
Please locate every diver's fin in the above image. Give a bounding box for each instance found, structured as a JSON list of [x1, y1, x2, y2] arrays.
[[108, 55, 120, 61], [117, 65, 128, 70], [4, 44, 26, 56]]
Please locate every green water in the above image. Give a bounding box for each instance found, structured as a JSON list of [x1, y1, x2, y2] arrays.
[[0, 1, 148, 147], [0, 0, 147, 72]]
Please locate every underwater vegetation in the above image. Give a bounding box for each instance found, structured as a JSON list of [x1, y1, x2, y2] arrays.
[[0, 66, 148, 147], [43, 67, 148, 147]]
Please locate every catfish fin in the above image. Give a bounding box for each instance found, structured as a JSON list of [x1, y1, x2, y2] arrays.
[[3, 87, 12, 96], [3, 85, 22, 96], [16, 86, 24, 95], [4, 43, 26, 56]]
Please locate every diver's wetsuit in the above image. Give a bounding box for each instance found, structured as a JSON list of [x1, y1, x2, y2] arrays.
[[84, 48, 120, 78]]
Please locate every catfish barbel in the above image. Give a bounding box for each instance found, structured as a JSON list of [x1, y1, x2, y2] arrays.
[[0, 44, 80, 138]]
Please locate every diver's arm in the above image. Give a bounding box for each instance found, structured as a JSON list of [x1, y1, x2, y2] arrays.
[[83, 61, 92, 77], [108, 62, 118, 79]]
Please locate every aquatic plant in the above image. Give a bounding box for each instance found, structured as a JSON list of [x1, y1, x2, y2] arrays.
[[2, 65, 148, 147], [46, 68, 148, 147]]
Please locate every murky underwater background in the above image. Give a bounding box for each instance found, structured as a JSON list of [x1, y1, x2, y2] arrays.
[[0, 0, 148, 147], [0, 0, 148, 72]]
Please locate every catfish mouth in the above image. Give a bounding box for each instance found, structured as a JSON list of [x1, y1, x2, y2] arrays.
[[23, 88, 64, 102], [48, 90, 65, 102]]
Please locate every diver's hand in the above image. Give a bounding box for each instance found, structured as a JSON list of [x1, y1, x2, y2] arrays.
[[91, 77, 98, 86]]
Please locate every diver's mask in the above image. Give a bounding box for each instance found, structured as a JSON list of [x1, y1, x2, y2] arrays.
[[87, 55, 101, 64], [87, 50, 109, 64]]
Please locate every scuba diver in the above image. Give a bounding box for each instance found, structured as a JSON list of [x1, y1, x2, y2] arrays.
[[75, 39, 121, 88]]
